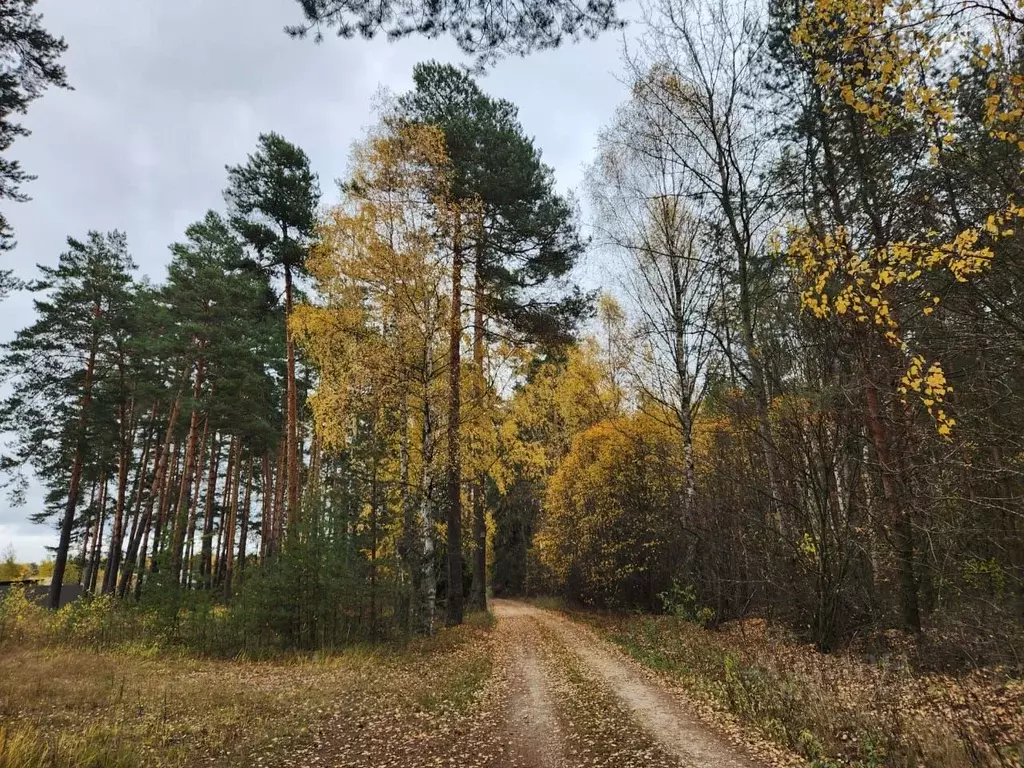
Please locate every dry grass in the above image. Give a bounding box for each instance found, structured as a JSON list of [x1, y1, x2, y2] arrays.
[[0, 721, 139, 768], [0, 600, 496, 768], [580, 612, 1024, 768]]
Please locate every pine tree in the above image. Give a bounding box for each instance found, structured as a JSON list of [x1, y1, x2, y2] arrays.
[[396, 63, 588, 618], [0, 232, 136, 609], [288, 0, 621, 60], [225, 134, 320, 550], [158, 212, 270, 584]]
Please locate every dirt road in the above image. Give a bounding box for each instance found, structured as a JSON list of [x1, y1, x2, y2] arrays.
[[493, 600, 761, 768], [306, 600, 769, 767]]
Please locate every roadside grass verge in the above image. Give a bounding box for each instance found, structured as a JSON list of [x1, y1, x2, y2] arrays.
[[0, 588, 496, 767], [572, 611, 1022, 768]]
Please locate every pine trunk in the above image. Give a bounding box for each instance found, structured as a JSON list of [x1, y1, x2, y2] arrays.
[[77, 480, 99, 588], [84, 476, 109, 594], [469, 254, 487, 611], [236, 458, 253, 584], [272, 443, 286, 553], [446, 213, 464, 626], [110, 409, 156, 595], [284, 266, 301, 529], [182, 417, 209, 587], [215, 436, 238, 588], [260, 451, 272, 563], [120, 396, 180, 598], [170, 362, 206, 581], [47, 304, 101, 610], [223, 446, 243, 600], [151, 440, 182, 574], [102, 399, 143, 595], [199, 432, 222, 589]]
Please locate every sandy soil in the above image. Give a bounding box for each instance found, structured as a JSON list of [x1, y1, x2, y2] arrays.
[[492, 600, 763, 768]]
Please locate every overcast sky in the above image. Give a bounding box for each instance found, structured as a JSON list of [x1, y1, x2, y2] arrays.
[[0, 0, 636, 562]]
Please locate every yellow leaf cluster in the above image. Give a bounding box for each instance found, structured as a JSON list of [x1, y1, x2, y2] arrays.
[[781, 216, 1007, 436], [785, 0, 1024, 438]]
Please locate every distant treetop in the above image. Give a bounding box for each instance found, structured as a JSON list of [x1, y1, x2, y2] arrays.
[[287, 0, 623, 61]]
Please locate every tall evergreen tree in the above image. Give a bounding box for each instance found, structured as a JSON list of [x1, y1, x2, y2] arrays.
[[225, 134, 320, 548], [397, 62, 588, 619], [159, 212, 271, 584], [0, 232, 136, 608]]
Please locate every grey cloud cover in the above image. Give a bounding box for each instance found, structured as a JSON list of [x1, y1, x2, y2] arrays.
[[0, 0, 632, 561]]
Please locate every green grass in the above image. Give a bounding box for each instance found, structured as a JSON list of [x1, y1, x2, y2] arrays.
[[528, 595, 569, 612]]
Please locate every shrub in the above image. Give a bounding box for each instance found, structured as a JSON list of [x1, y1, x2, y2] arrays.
[[659, 581, 715, 627], [0, 588, 45, 644]]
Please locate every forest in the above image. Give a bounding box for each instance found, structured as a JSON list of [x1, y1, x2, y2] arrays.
[[0, 0, 1022, 765]]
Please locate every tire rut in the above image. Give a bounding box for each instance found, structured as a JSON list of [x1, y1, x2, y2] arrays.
[[499, 602, 567, 766], [493, 600, 762, 768]]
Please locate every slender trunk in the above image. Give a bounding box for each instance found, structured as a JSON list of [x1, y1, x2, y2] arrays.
[[864, 378, 921, 632], [271, 443, 286, 554], [260, 452, 272, 563], [134, 516, 150, 602], [671, 257, 699, 574], [115, 421, 153, 596], [237, 457, 253, 582], [120, 396, 180, 598], [400, 395, 415, 629], [101, 407, 129, 594], [369, 450, 379, 635], [103, 399, 142, 595], [284, 265, 301, 528], [84, 475, 108, 593], [200, 433, 222, 589], [469, 245, 487, 611], [77, 480, 99, 589], [151, 440, 182, 573], [721, 188, 783, 530], [48, 307, 101, 610], [215, 436, 238, 588], [223, 446, 243, 600], [446, 213, 464, 626], [183, 417, 209, 587], [420, 339, 438, 634], [86, 476, 109, 594], [307, 432, 322, 498], [170, 362, 206, 581]]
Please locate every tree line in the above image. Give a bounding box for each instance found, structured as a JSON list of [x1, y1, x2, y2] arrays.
[[0, 62, 586, 643], [497, 0, 1024, 653], [1, 0, 1021, 656]]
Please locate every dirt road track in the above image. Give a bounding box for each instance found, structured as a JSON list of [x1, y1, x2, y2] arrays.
[[492, 600, 762, 768], [303, 600, 770, 767]]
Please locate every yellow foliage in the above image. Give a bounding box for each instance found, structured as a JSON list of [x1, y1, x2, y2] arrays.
[[786, 0, 1023, 437], [293, 123, 453, 453], [536, 412, 686, 607]]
